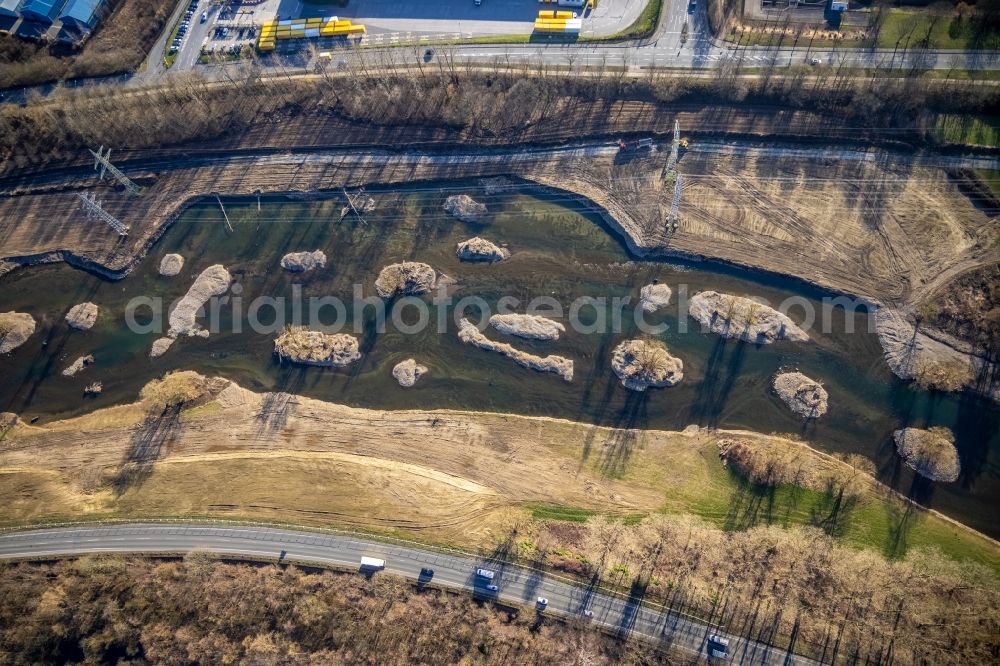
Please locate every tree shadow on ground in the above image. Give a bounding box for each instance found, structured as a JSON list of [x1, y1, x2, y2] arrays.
[[724, 479, 779, 532], [691, 337, 747, 427], [113, 406, 182, 494], [612, 577, 649, 648], [256, 365, 306, 439], [885, 493, 920, 560], [809, 479, 859, 538], [598, 390, 649, 478]]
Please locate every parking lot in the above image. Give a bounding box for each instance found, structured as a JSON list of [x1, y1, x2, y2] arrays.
[[165, 0, 652, 71], [169, 0, 271, 69], [274, 0, 647, 38]]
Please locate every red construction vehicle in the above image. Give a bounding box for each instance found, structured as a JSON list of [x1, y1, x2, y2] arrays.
[[618, 138, 654, 152]]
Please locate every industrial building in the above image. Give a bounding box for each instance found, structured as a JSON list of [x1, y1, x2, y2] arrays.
[[0, 0, 22, 19], [59, 0, 107, 31], [19, 0, 66, 23]]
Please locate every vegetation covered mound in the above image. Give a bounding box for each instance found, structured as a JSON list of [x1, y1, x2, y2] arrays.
[[457, 318, 573, 381], [456, 237, 509, 262], [139, 371, 228, 414], [717, 436, 874, 493], [875, 308, 975, 393], [158, 254, 184, 277], [689, 291, 809, 343], [274, 327, 361, 367], [280, 250, 327, 273], [65, 302, 98, 331], [772, 371, 828, 418], [639, 283, 672, 313], [166, 265, 231, 339], [923, 261, 1000, 357], [894, 427, 961, 482], [489, 313, 565, 341], [611, 339, 683, 391], [149, 337, 173, 359], [0, 311, 35, 354], [62, 354, 95, 377], [392, 358, 428, 387], [374, 262, 437, 298], [443, 194, 487, 223]]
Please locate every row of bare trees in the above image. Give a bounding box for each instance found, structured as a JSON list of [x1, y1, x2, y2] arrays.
[[1, 45, 997, 175]]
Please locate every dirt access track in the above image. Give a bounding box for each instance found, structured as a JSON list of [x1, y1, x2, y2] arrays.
[[0, 136, 995, 306]]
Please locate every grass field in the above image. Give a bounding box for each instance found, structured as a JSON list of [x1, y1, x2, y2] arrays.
[[729, 8, 1000, 51], [936, 114, 1000, 147], [977, 169, 1000, 199], [876, 9, 1000, 50]]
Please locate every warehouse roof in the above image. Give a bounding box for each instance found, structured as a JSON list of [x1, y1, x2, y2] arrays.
[[20, 0, 67, 21], [0, 0, 23, 15], [60, 0, 105, 27]]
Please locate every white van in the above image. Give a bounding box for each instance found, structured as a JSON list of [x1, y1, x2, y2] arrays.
[[359, 556, 385, 571]]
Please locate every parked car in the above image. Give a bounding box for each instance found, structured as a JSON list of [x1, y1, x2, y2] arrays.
[[707, 634, 730, 659], [582, 609, 594, 618], [810, 56, 822, 65], [485, 584, 498, 592], [201, 11, 207, 23], [475, 568, 495, 580], [536, 597, 548, 610]]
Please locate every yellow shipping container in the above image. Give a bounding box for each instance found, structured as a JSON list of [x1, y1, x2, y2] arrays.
[[538, 10, 555, 17], [334, 20, 351, 27], [348, 25, 365, 33], [290, 29, 305, 37], [555, 10, 573, 18]]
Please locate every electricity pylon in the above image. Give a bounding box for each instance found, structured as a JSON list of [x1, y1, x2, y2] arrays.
[[667, 173, 682, 232], [90, 146, 141, 196], [667, 120, 680, 172], [79, 192, 129, 236]]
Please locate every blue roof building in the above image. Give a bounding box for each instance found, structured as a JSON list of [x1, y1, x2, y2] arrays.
[[0, 0, 22, 18], [59, 0, 107, 30], [20, 0, 67, 23]]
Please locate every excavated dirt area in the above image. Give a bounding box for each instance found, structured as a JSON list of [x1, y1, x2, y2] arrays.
[[0, 140, 994, 309]]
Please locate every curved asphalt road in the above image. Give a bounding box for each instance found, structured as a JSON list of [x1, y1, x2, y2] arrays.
[[0, 523, 819, 665]]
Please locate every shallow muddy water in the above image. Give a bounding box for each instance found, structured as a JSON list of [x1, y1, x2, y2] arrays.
[[2, 182, 998, 537]]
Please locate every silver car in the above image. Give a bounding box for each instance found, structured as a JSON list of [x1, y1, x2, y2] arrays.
[[707, 634, 730, 659]]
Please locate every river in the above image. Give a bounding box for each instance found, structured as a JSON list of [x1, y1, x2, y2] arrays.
[[1, 181, 997, 537]]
